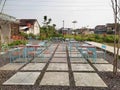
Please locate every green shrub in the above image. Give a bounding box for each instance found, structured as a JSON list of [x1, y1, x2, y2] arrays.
[[20, 32, 28, 39], [86, 38, 95, 41], [8, 40, 27, 47], [28, 33, 36, 39], [103, 35, 114, 43]]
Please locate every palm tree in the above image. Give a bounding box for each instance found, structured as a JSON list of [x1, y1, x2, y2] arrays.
[[44, 16, 47, 22], [52, 24, 56, 27], [48, 18, 52, 24]]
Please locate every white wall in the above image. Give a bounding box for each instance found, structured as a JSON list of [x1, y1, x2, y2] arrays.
[[33, 21, 40, 35]]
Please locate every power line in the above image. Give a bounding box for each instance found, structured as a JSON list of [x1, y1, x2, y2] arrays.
[[1, 0, 7, 13], [0, 0, 3, 5]]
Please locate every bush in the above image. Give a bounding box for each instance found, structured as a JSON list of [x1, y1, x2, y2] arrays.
[[20, 32, 28, 39], [28, 33, 36, 39], [103, 35, 114, 43], [8, 40, 27, 47], [86, 38, 95, 41]]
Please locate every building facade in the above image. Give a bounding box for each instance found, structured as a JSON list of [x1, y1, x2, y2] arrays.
[[19, 19, 40, 35], [94, 25, 107, 34], [0, 13, 19, 43]]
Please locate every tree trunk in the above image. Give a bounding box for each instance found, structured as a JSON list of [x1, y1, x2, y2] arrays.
[[113, 0, 118, 76]]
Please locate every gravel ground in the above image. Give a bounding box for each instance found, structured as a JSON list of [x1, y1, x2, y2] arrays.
[[0, 48, 120, 90]]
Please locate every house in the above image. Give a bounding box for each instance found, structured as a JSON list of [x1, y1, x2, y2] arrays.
[[19, 19, 40, 35], [0, 13, 19, 43], [94, 25, 107, 34], [106, 23, 118, 34], [80, 28, 94, 35], [58, 28, 73, 35]]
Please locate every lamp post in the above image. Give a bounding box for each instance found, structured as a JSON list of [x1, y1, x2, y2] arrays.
[[72, 21, 77, 35], [72, 21, 77, 29]]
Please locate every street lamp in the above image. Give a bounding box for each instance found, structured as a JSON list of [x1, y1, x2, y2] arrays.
[[72, 21, 77, 29], [72, 21, 77, 35]]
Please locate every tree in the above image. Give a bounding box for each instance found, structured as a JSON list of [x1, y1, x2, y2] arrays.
[[40, 16, 57, 39], [111, 0, 120, 76], [0, 26, 1, 52], [44, 16, 47, 22], [42, 16, 52, 38]]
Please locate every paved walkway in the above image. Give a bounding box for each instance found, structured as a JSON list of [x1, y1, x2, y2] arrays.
[[86, 41, 119, 55], [1, 42, 120, 89]]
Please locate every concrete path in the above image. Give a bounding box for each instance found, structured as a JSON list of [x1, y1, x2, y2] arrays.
[[2, 42, 118, 88], [86, 41, 119, 55]]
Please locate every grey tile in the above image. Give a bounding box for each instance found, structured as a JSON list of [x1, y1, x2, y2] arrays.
[[47, 63, 68, 71], [74, 72, 107, 87], [21, 63, 46, 70], [71, 64, 94, 71], [3, 72, 40, 85], [0, 63, 25, 70], [40, 72, 69, 86], [93, 64, 120, 72]]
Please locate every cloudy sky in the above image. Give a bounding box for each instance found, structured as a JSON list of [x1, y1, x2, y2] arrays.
[[0, 0, 114, 28]]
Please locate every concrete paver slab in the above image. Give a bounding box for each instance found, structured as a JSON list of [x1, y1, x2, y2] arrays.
[[51, 58, 67, 62], [55, 52, 66, 54], [43, 52, 52, 54], [70, 58, 87, 63], [86, 41, 116, 55], [68, 49, 78, 52], [69, 52, 80, 54], [71, 64, 94, 71], [47, 63, 68, 71], [93, 64, 120, 72], [40, 72, 69, 86], [69, 53, 82, 57], [56, 48, 66, 52], [38, 54, 51, 58], [31, 58, 49, 63], [89, 58, 109, 64], [21, 63, 46, 70], [13, 58, 28, 63], [44, 53, 52, 57], [54, 54, 66, 57], [56, 47, 62, 49], [69, 51, 80, 53], [0, 63, 25, 70], [3, 72, 40, 85], [74, 72, 107, 87], [56, 50, 65, 52], [43, 50, 53, 54]]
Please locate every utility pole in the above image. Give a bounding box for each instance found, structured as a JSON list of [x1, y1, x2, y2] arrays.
[[118, 0, 120, 18]]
